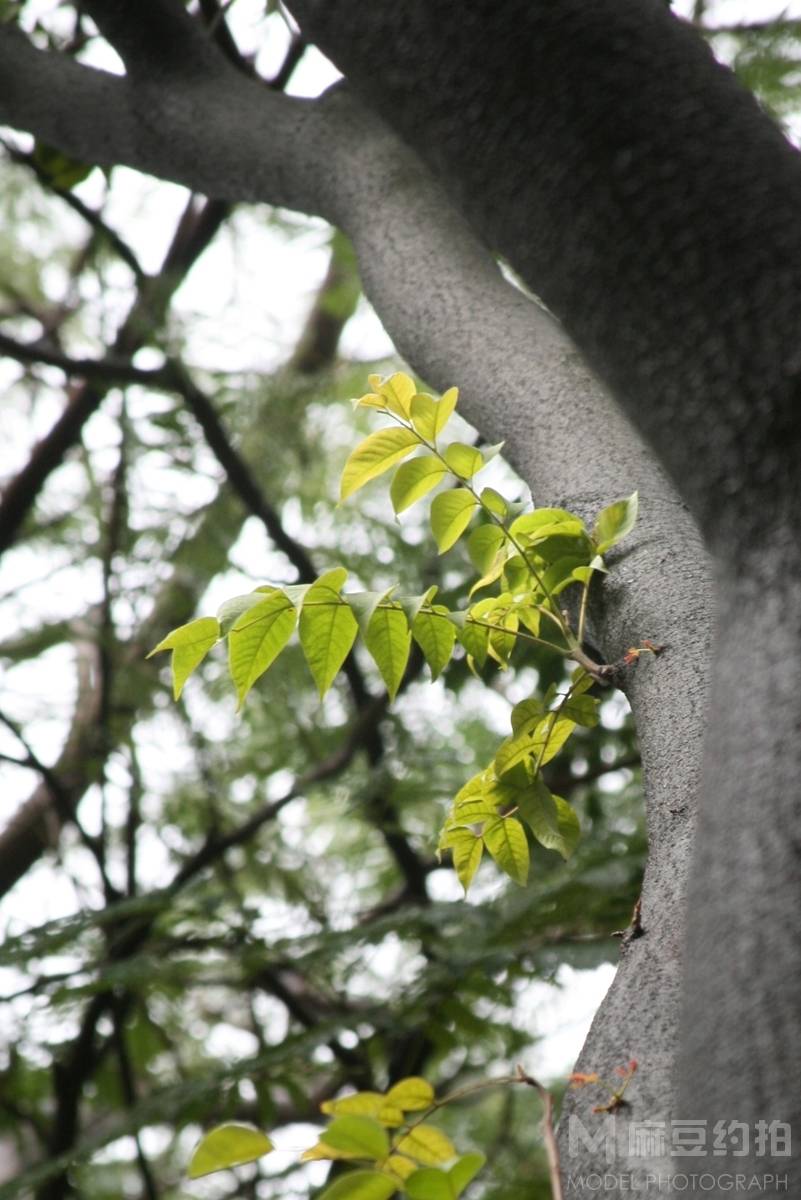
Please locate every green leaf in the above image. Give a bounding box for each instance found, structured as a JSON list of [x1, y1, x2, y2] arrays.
[[405, 1169, 452, 1200], [494, 714, 577, 782], [593, 491, 638, 553], [480, 487, 508, 518], [345, 590, 394, 641], [364, 603, 411, 700], [447, 830, 484, 892], [561, 693, 600, 727], [317, 1170, 399, 1200], [147, 617, 219, 700], [384, 1077, 435, 1111], [404, 1152, 485, 1200], [395, 1124, 456, 1166], [467, 524, 506, 575], [376, 371, 416, 419], [187, 1123, 274, 1179], [299, 568, 358, 696], [516, 781, 581, 859], [443, 442, 484, 480], [458, 618, 490, 668], [412, 606, 456, 680], [483, 817, 529, 886], [509, 508, 586, 541], [540, 555, 593, 597], [228, 591, 296, 708], [340, 427, 419, 501], [321, 1093, 404, 1126], [324, 1115, 389, 1161], [449, 1153, 486, 1197], [217, 593, 269, 637], [390, 455, 447, 514], [411, 387, 459, 441], [510, 697, 547, 733], [395, 586, 438, 628], [430, 489, 478, 553], [33, 141, 93, 190]]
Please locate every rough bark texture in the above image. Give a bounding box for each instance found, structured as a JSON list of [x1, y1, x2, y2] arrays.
[[1, 0, 799, 1190]]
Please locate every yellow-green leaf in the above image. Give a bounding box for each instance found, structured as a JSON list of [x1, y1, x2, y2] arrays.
[[516, 780, 581, 859], [483, 817, 529, 886], [318, 1169, 399, 1200], [394, 1124, 455, 1166], [449, 1153, 486, 1197], [390, 455, 447, 514], [593, 491, 638, 553], [430, 489, 478, 553], [443, 442, 484, 480], [324, 1115, 389, 1161], [299, 569, 358, 696], [364, 603, 411, 700], [412, 605, 456, 680], [467, 524, 505, 575], [228, 591, 296, 709], [384, 1155, 418, 1182], [340, 427, 419, 501], [410, 387, 458, 441], [449, 830, 484, 892], [321, 1093, 406, 1128], [147, 616, 219, 701], [480, 487, 508, 518], [434, 387, 458, 435], [404, 1169, 451, 1200], [384, 1077, 435, 1112], [187, 1123, 274, 1179], [376, 371, 416, 419]]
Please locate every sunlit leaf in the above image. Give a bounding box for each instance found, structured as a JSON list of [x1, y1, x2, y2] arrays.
[[467, 524, 505, 575], [228, 591, 296, 708], [299, 568, 358, 695], [411, 387, 458, 441], [363, 603, 411, 700], [446, 830, 484, 892], [395, 586, 438, 628], [405, 1168, 452, 1200], [377, 371, 416, 419], [384, 1077, 435, 1111], [561, 693, 600, 727], [443, 442, 484, 480], [480, 487, 508, 518], [384, 1155, 418, 1181], [483, 816, 529, 886], [187, 1123, 274, 1179], [593, 491, 638, 554], [147, 616, 219, 700], [324, 1115, 389, 1160], [340, 427, 419, 501], [516, 779, 581, 859], [430, 489, 478, 553], [390, 455, 446, 514], [317, 1169, 399, 1200], [412, 606, 456, 679], [321, 1093, 404, 1127], [449, 1153, 486, 1196], [395, 1124, 455, 1166], [217, 593, 268, 637]]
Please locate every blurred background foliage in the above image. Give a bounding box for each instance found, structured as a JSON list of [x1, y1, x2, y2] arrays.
[[0, 1, 794, 1197]]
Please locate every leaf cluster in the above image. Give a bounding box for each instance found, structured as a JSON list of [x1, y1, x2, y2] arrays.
[[151, 373, 639, 894], [188, 1076, 486, 1200]]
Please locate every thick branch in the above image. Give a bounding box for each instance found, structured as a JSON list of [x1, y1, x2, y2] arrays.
[[0, 25, 331, 214]]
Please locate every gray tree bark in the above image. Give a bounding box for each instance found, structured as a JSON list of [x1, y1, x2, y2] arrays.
[[1, 0, 798, 1190]]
